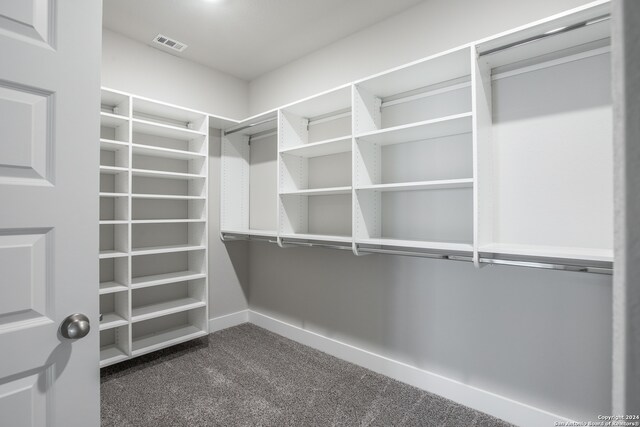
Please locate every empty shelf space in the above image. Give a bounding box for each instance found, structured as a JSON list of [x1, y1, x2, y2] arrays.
[[101, 112, 129, 127], [131, 169, 204, 180], [131, 298, 205, 323], [99, 250, 128, 259], [100, 313, 128, 331], [100, 166, 129, 175], [357, 238, 473, 253], [479, 243, 614, 263], [131, 271, 206, 289], [132, 118, 206, 140], [131, 219, 205, 224], [280, 186, 352, 196], [355, 112, 472, 145], [279, 233, 352, 244], [131, 325, 206, 356], [356, 179, 473, 192], [100, 345, 128, 367], [131, 244, 205, 256], [99, 281, 128, 295], [279, 136, 352, 158], [132, 143, 205, 160], [100, 139, 130, 151]]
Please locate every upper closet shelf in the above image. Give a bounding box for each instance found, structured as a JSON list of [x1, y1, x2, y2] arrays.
[[131, 143, 205, 160], [282, 85, 351, 118], [279, 136, 352, 158], [355, 46, 471, 97], [356, 179, 473, 192], [356, 112, 472, 144], [132, 118, 206, 140]]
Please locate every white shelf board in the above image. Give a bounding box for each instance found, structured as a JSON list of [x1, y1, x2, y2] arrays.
[[100, 139, 129, 151], [279, 136, 352, 158], [131, 219, 205, 224], [133, 97, 207, 124], [131, 271, 206, 289], [99, 220, 128, 225], [99, 250, 128, 259], [282, 85, 351, 118], [355, 46, 471, 98], [279, 233, 352, 244], [132, 325, 206, 356], [479, 243, 613, 263], [100, 345, 128, 368], [132, 118, 206, 141], [99, 166, 129, 175], [280, 186, 352, 197], [356, 113, 472, 145], [100, 192, 128, 198], [131, 298, 206, 323], [220, 229, 277, 238], [100, 112, 129, 128], [131, 193, 204, 200], [131, 169, 204, 180], [101, 89, 129, 110], [100, 313, 128, 331], [132, 143, 205, 160], [131, 244, 205, 256], [99, 281, 128, 295], [357, 238, 473, 253], [224, 111, 277, 136], [356, 179, 473, 192]]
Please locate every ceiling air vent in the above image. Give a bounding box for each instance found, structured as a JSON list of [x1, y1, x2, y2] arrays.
[[152, 34, 188, 52]]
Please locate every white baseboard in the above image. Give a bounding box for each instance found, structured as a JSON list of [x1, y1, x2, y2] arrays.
[[248, 310, 574, 427], [208, 309, 249, 333]]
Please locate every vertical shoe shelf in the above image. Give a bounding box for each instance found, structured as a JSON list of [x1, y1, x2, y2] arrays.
[[99, 88, 210, 368]]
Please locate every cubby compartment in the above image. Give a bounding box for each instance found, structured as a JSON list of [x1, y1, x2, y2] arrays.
[[132, 175, 205, 199], [475, 5, 613, 262], [100, 111, 129, 143], [131, 250, 206, 289], [280, 151, 351, 193], [100, 326, 129, 368], [100, 139, 129, 168], [355, 187, 473, 252], [99, 292, 129, 331], [132, 198, 205, 221], [100, 170, 129, 195], [279, 193, 352, 243], [99, 224, 128, 259], [131, 279, 206, 323], [132, 222, 205, 252], [355, 132, 472, 187], [99, 257, 128, 294], [221, 112, 278, 237], [100, 195, 128, 221], [131, 307, 207, 356], [133, 97, 209, 136], [353, 47, 472, 136]]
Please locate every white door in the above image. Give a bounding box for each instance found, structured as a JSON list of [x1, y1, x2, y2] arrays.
[[0, 1, 102, 426]]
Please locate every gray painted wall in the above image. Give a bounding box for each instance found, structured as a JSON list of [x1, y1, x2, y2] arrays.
[[245, 0, 612, 421]]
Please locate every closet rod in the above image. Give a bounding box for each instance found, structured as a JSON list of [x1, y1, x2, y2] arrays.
[[280, 239, 353, 251], [356, 247, 612, 275], [224, 117, 277, 136], [478, 14, 610, 57]]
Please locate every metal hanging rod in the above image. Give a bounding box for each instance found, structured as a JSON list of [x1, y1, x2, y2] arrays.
[[380, 77, 471, 109], [307, 109, 352, 127], [224, 117, 277, 136], [249, 130, 277, 144], [280, 239, 353, 251], [478, 14, 610, 57]]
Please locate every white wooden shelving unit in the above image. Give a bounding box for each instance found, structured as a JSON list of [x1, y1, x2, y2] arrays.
[[99, 88, 215, 367], [219, 0, 613, 272]]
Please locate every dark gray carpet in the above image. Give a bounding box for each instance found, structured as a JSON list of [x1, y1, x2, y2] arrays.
[[101, 323, 512, 426]]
